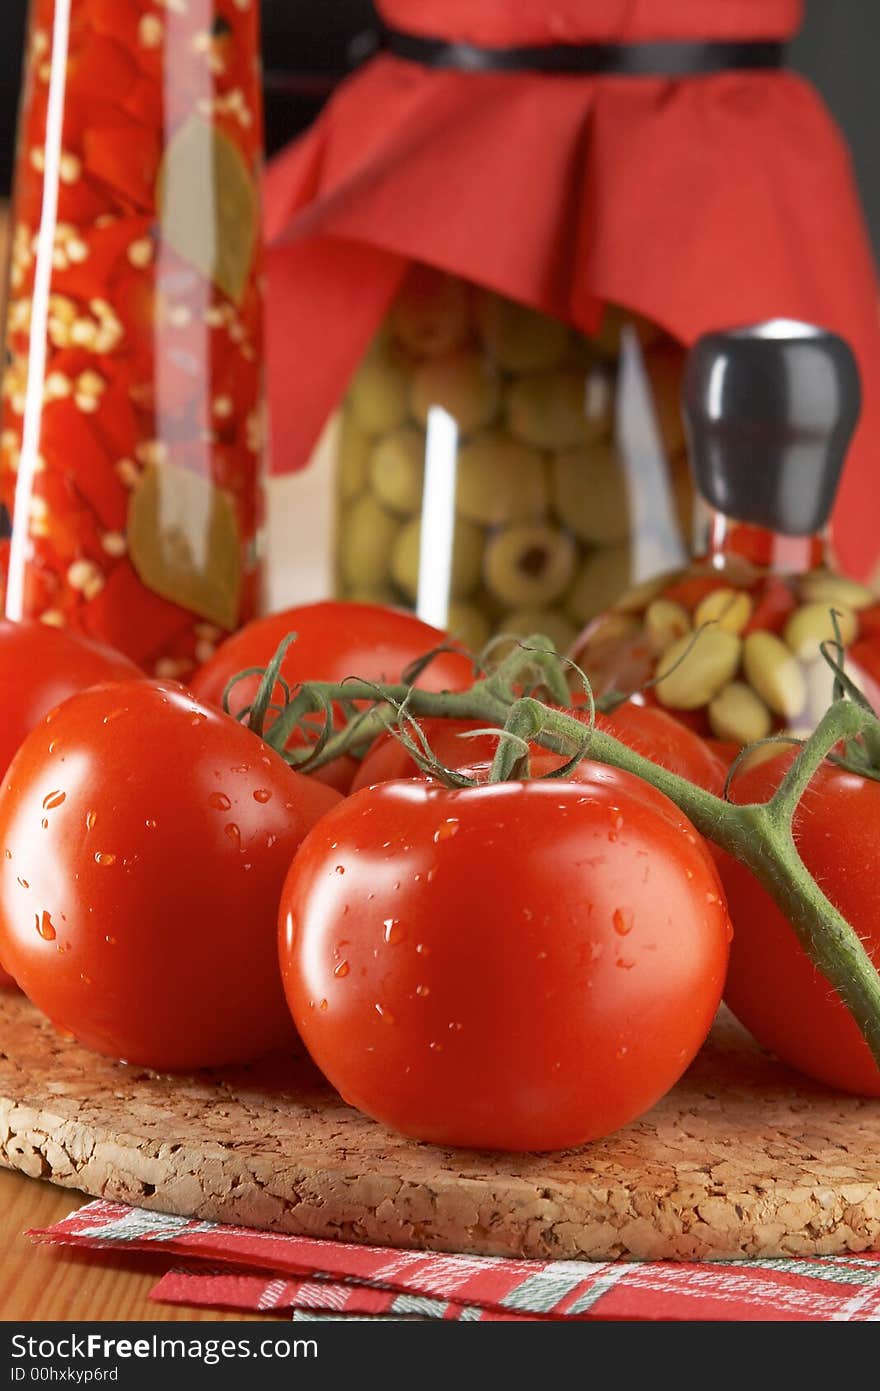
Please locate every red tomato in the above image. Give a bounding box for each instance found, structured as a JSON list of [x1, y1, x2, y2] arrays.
[[351, 702, 726, 795], [0, 680, 340, 1069], [0, 620, 140, 777], [722, 752, 880, 1095], [279, 771, 731, 1151], [190, 603, 475, 793]]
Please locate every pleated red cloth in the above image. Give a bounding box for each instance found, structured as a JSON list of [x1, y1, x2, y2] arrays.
[[263, 0, 880, 581]]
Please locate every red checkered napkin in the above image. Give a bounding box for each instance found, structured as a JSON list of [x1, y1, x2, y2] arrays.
[[151, 1267, 524, 1320], [29, 1200, 880, 1321]]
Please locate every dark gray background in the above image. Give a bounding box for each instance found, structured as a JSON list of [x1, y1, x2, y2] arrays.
[[0, 1, 879, 260]]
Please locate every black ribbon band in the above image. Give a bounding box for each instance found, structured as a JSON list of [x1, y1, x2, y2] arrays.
[[385, 31, 786, 77]]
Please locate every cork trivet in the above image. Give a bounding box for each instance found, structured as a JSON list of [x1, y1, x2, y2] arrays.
[[0, 992, 878, 1262]]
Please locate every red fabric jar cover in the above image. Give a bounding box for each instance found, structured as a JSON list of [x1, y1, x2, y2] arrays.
[[264, 0, 880, 582]]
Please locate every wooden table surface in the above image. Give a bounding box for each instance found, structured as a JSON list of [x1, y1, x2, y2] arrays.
[[0, 1169, 277, 1321]]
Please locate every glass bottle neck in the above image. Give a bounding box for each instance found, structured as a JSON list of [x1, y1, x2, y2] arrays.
[[705, 513, 828, 575]]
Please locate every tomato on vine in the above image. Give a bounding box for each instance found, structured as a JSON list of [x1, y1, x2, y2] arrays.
[[0, 679, 340, 1069], [190, 602, 476, 792], [279, 770, 732, 1151], [0, 620, 140, 776], [722, 750, 880, 1096]]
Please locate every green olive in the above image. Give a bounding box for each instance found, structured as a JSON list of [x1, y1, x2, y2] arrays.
[[410, 350, 500, 432], [499, 606, 578, 654], [368, 425, 425, 516], [475, 291, 569, 372], [348, 343, 410, 435], [551, 442, 629, 545], [565, 545, 633, 626], [391, 515, 485, 602], [338, 495, 401, 589], [506, 370, 607, 450], [485, 523, 577, 608], [337, 411, 371, 503], [455, 429, 548, 525]]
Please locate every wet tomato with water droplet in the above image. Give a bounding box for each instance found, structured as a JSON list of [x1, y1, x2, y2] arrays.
[[0, 621, 140, 987], [279, 771, 731, 1151], [0, 680, 341, 1068], [190, 602, 475, 793], [722, 751, 880, 1096]]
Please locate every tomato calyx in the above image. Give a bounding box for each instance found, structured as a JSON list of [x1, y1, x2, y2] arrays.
[[234, 628, 880, 1071]]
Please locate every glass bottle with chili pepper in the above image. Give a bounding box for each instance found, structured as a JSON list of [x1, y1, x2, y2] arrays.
[[1, 0, 265, 676], [572, 322, 880, 748]]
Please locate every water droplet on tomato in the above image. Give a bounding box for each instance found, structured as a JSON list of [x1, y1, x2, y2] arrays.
[[105, 935, 116, 945], [40, 818, 48, 830], [253, 788, 272, 804], [266, 833, 277, 850], [426, 866, 438, 883], [95, 852, 116, 866], [383, 919, 405, 945], [536, 949, 548, 960], [612, 908, 634, 937], [415, 984, 430, 998], [415, 942, 431, 956], [615, 1045, 629, 1060], [191, 712, 207, 727], [225, 823, 242, 850], [86, 810, 97, 832], [16, 876, 28, 889], [4, 850, 11, 860], [375, 1002, 395, 1024], [433, 819, 460, 843], [334, 960, 350, 979], [685, 867, 694, 881], [102, 709, 127, 725], [448, 1021, 463, 1032], [48, 740, 58, 754], [35, 910, 56, 940], [706, 892, 720, 906], [429, 1040, 444, 1052], [615, 957, 636, 970], [145, 818, 157, 830], [334, 865, 345, 876], [208, 792, 231, 811], [319, 999, 328, 1011]]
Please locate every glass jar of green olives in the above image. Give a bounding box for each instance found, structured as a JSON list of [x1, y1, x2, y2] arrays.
[[331, 265, 692, 653]]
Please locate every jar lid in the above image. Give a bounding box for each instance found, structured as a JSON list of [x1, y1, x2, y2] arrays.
[[682, 321, 862, 536]]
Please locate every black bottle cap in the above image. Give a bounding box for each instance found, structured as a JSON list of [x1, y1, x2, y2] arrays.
[[682, 321, 862, 536]]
